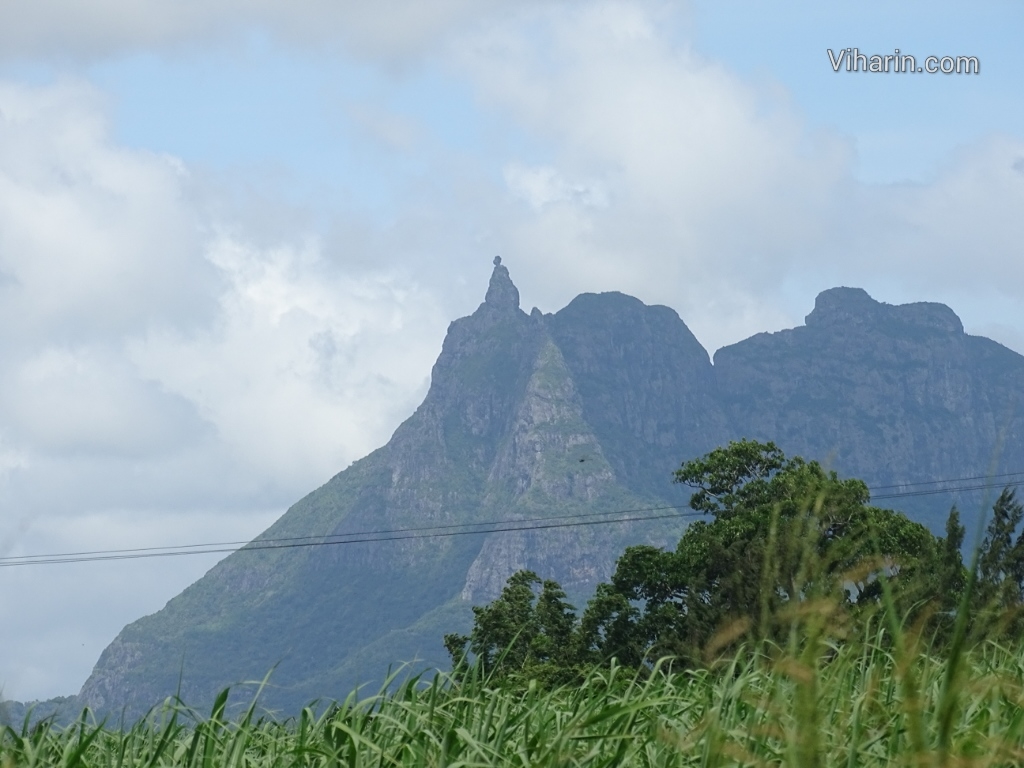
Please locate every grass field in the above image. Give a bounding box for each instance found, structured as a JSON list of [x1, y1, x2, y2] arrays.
[[4, 625, 1024, 768]]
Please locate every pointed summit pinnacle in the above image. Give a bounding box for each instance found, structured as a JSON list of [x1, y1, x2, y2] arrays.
[[485, 256, 520, 311]]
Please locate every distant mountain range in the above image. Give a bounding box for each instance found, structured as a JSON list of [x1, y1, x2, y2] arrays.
[[71, 260, 1024, 718]]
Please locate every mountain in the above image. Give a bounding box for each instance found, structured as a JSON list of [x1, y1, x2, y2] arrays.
[[0, 696, 78, 729], [714, 287, 1024, 530], [76, 262, 1024, 718]]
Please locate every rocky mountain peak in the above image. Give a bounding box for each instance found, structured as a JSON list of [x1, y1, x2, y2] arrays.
[[484, 256, 520, 311], [805, 286, 963, 334], [804, 287, 882, 328]]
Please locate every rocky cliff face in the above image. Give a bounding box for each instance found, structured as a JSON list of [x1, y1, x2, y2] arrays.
[[77, 267, 1024, 718], [548, 291, 726, 498], [714, 286, 1024, 529]]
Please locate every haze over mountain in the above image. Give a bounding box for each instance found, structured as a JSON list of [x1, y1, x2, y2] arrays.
[[73, 260, 1024, 718]]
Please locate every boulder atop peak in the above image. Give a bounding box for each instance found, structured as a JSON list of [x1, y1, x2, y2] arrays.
[[484, 257, 520, 311]]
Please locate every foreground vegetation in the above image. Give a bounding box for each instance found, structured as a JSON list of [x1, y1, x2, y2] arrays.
[[445, 441, 1019, 686], [5, 440, 1024, 766], [5, 631, 1024, 767]]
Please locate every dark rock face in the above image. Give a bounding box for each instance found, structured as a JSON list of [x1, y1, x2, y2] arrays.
[[484, 260, 520, 311], [548, 292, 726, 497], [76, 265, 1024, 718], [714, 287, 1024, 528], [806, 287, 964, 334]]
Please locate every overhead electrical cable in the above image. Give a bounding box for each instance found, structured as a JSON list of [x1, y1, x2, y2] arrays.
[[871, 480, 1023, 500], [0, 504, 695, 564], [867, 470, 1024, 491], [0, 510, 698, 568], [1, 471, 1020, 569]]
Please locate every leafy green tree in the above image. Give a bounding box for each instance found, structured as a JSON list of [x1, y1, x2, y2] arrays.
[[581, 440, 938, 665], [449, 441, 970, 683], [444, 571, 585, 685]]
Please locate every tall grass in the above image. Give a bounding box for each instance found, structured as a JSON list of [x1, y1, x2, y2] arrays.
[[4, 631, 1024, 767]]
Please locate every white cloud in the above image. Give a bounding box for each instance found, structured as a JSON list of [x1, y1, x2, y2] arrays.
[[0, 77, 221, 467], [2, 346, 207, 457], [130, 234, 445, 485], [504, 164, 608, 210], [450, 2, 1021, 352], [0, 77, 445, 487], [450, 1, 849, 349], [0, 80, 217, 343], [0, 0, 524, 62], [0, 79, 449, 700]]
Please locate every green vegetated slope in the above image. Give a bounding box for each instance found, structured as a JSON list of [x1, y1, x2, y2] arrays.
[[75, 263, 1024, 718]]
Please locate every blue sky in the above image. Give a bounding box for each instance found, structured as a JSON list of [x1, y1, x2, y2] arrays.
[[0, 1, 1021, 702], [691, 0, 1024, 183]]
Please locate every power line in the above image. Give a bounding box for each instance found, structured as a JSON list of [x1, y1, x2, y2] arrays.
[[0, 510, 699, 568], [872, 480, 1022, 500], [0, 505, 694, 564], [2, 472, 1020, 569], [868, 470, 1024, 492]]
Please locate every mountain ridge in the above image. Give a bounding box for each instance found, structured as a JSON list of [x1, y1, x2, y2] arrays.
[[70, 264, 1024, 718]]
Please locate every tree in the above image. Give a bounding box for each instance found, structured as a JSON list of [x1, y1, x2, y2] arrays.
[[582, 440, 938, 665], [448, 441, 960, 683], [444, 571, 585, 685], [938, 507, 967, 607], [973, 489, 1024, 632]]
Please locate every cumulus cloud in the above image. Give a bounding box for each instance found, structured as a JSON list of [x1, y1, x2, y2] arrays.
[[130, 234, 444, 485], [448, 1, 849, 348], [0, 0, 529, 62], [0, 77, 444, 497], [0, 80, 217, 343], [0, 79, 447, 700], [0, 77, 220, 472], [444, 2, 1021, 352]]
